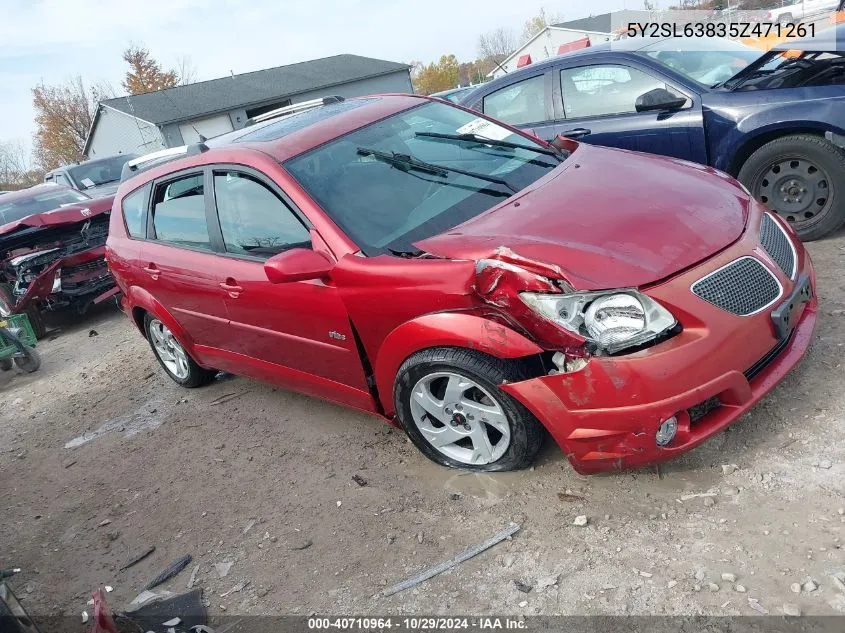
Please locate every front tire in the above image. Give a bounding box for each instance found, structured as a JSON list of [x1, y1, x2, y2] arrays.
[[739, 134, 845, 241], [144, 314, 216, 388], [393, 348, 544, 471]]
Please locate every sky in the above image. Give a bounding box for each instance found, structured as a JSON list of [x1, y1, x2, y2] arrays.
[[0, 0, 638, 159]]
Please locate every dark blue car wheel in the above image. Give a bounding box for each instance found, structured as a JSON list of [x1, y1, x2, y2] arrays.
[[739, 134, 845, 241]]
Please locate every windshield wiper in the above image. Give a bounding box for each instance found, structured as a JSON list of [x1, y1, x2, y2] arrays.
[[415, 132, 563, 159], [357, 147, 519, 193]]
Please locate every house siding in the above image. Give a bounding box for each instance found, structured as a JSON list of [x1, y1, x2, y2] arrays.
[[86, 107, 166, 158]]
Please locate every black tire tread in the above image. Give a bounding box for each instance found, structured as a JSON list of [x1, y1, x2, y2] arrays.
[[739, 133, 845, 241], [393, 347, 544, 472]]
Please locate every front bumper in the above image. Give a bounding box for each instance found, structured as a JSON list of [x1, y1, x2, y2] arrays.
[[501, 213, 817, 474]]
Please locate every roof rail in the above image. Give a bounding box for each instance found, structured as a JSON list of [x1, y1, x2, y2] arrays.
[[245, 96, 345, 126], [126, 146, 189, 171]]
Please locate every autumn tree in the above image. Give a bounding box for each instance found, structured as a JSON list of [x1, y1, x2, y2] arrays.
[[521, 7, 563, 43], [0, 141, 42, 189], [31, 77, 111, 171], [122, 46, 179, 94], [411, 55, 461, 95]]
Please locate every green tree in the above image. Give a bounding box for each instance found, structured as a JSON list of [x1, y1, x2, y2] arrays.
[[122, 46, 179, 95]]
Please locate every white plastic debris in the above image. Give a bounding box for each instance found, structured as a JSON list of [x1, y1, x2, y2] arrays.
[[105, 585, 113, 592], [81, 611, 89, 624], [162, 617, 181, 627]]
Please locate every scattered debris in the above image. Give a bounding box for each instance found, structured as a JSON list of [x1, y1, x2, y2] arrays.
[[832, 573, 845, 594], [783, 603, 802, 617], [747, 597, 768, 614], [220, 580, 249, 597], [803, 579, 819, 593], [679, 492, 717, 501], [417, 532, 424, 544], [209, 391, 250, 406], [352, 474, 368, 487], [557, 492, 585, 503], [124, 588, 206, 631], [708, 583, 720, 592], [81, 611, 88, 623], [704, 497, 716, 507], [187, 565, 200, 589], [144, 554, 193, 590], [336, 501, 342, 508], [514, 580, 532, 593], [537, 574, 559, 590], [88, 329, 98, 337], [734, 584, 747, 593], [163, 617, 182, 627], [382, 523, 520, 597], [819, 459, 832, 469], [518, 600, 528, 608], [721, 573, 737, 582], [97, 519, 112, 528], [63, 460, 77, 469], [105, 586, 113, 593], [791, 583, 802, 594], [694, 570, 706, 582], [290, 539, 313, 551], [214, 562, 233, 579], [667, 580, 678, 589], [636, 569, 653, 579], [721, 464, 738, 475], [242, 519, 257, 535], [573, 515, 588, 527]]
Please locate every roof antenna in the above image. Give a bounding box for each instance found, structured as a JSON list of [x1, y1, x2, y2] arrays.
[[230, 70, 234, 78]]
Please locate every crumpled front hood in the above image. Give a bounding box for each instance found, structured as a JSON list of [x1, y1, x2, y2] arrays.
[[0, 196, 113, 238], [416, 144, 750, 290]]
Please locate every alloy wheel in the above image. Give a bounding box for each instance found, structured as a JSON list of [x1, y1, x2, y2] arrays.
[[408, 371, 511, 465], [754, 157, 834, 231], [148, 319, 190, 380]]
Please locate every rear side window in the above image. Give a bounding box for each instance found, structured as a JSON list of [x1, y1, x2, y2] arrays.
[[122, 183, 150, 238], [213, 171, 310, 258], [482, 75, 547, 126], [151, 173, 212, 250]]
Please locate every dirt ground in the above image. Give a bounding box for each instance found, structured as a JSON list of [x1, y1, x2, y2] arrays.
[[1, 233, 845, 624]]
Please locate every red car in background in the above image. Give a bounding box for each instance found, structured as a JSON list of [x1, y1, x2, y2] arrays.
[[106, 95, 816, 474], [0, 184, 115, 336]]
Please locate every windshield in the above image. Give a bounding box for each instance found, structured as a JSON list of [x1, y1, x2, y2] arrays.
[[730, 50, 845, 90], [0, 189, 89, 225], [68, 154, 135, 188], [639, 39, 764, 87], [284, 101, 560, 255]]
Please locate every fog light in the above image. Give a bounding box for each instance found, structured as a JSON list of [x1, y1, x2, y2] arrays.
[[655, 416, 678, 447]]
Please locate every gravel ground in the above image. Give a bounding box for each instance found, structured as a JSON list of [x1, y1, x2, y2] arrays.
[[1, 233, 844, 624]]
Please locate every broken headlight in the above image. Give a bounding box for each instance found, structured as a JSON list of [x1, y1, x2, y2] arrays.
[[519, 290, 676, 354]]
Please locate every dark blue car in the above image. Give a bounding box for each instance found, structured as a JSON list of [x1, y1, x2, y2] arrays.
[[458, 26, 845, 240]]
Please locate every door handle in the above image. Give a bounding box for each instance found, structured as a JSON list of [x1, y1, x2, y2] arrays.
[[561, 128, 591, 138], [143, 263, 160, 280], [220, 279, 243, 298]]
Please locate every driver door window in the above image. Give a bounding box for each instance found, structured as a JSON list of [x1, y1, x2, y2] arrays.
[[560, 64, 686, 119], [482, 75, 548, 126], [213, 171, 310, 258]]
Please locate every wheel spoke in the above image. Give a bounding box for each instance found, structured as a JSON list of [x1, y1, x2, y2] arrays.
[[422, 424, 465, 449], [442, 375, 469, 404], [460, 399, 509, 434], [412, 387, 447, 423], [469, 425, 495, 463]]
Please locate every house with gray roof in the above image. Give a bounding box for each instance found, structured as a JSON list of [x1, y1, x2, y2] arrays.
[[83, 54, 412, 158]]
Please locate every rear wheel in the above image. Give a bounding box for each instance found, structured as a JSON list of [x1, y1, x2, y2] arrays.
[[739, 134, 845, 241], [393, 348, 544, 471], [0, 283, 46, 339], [144, 314, 216, 388], [14, 348, 41, 373]]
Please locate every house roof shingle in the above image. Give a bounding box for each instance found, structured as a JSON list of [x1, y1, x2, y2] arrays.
[[102, 54, 411, 125]]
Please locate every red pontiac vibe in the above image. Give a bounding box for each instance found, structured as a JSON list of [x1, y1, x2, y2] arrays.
[[105, 95, 817, 474]]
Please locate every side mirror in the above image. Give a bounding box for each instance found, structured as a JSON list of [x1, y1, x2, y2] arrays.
[[264, 248, 333, 284], [635, 88, 688, 113]]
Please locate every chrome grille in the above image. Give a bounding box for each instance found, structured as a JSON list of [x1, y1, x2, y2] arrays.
[[760, 213, 796, 279], [691, 257, 781, 316]]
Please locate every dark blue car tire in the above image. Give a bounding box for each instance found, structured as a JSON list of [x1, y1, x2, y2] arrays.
[[739, 134, 845, 241]]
